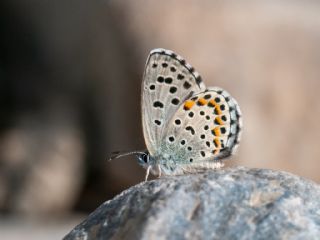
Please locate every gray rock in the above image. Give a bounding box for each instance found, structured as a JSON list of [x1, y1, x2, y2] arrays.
[[64, 167, 320, 240]]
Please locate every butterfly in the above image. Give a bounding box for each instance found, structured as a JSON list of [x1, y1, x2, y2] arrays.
[[111, 48, 242, 181]]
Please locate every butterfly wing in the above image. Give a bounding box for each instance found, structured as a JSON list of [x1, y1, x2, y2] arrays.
[[160, 87, 242, 172], [142, 49, 206, 155]]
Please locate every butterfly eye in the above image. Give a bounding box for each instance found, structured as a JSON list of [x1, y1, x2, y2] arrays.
[[142, 153, 149, 163], [136, 152, 150, 166]]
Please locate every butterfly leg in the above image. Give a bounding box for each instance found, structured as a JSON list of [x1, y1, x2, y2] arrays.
[[145, 165, 151, 182], [157, 164, 162, 178]]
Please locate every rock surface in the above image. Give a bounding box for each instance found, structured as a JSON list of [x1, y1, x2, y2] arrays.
[[64, 167, 320, 240]]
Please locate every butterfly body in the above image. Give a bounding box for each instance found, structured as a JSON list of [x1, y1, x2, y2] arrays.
[[136, 48, 242, 179]]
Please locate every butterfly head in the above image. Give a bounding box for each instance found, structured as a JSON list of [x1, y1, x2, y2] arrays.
[[109, 150, 155, 181], [136, 151, 151, 167], [110, 150, 152, 168]]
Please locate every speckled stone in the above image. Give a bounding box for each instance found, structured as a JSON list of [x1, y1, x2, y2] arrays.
[[64, 167, 320, 240]]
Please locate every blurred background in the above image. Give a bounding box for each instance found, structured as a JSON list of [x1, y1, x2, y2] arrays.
[[1, 0, 320, 239]]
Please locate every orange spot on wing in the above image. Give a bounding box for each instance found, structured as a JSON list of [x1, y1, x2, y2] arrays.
[[184, 100, 195, 110], [197, 98, 208, 106], [213, 138, 221, 148], [214, 117, 223, 125], [212, 149, 220, 155], [215, 105, 222, 115], [208, 99, 217, 107], [212, 127, 221, 137]]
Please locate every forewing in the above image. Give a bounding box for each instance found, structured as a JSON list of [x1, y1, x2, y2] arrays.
[[142, 48, 206, 155], [161, 87, 242, 166]]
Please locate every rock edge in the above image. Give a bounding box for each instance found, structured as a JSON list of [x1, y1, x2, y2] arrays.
[[64, 167, 320, 240]]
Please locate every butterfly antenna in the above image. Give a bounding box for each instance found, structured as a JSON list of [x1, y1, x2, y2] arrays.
[[108, 150, 146, 161]]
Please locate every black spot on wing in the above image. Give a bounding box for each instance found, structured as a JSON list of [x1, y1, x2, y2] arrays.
[[179, 59, 186, 65], [171, 53, 177, 58], [169, 86, 177, 93], [191, 96, 198, 101], [183, 81, 192, 89], [177, 74, 185, 80], [186, 126, 195, 135], [175, 119, 181, 125], [153, 101, 164, 108], [165, 77, 173, 84], [171, 98, 180, 105], [149, 84, 155, 90], [195, 76, 202, 86], [157, 76, 164, 83], [154, 119, 161, 126], [204, 94, 211, 99]]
